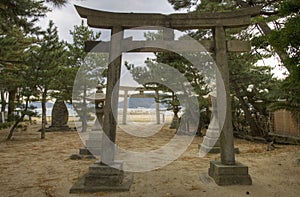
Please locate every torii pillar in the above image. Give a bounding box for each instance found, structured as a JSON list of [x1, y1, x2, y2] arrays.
[[70, 26, 133, 193], [207, 26, 252, 185]]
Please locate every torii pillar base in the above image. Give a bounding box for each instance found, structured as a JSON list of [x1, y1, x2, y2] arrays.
[[70, 161, 133, 193], [208, 161, 252, 186]]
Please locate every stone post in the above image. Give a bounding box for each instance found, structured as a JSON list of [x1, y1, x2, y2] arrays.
[[71, 26, 133, 193], [208, 26, 252, 185], [215, 26, 235, 165], [101, 26, 123, 164]]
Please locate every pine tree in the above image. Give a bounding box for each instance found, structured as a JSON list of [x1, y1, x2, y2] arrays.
[[0, 0, 48, 33], [0, 27, 35, 119], [68, 21, 108, 132], [166, 0, 287, 136], [29, 20, 68, 139]]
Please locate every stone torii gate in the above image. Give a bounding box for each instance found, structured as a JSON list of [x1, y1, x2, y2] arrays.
[[119, 86, 162, 125], [71, 5, 262, 192]]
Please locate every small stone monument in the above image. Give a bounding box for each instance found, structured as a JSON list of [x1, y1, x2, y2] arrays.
[[47, 99, 70, 131]]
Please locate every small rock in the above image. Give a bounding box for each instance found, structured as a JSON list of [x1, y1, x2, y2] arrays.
[[246, 191, 250, 195], [70, 154, 82, 160], [296, 159, 300, 166], [266, 141, 276, 151]]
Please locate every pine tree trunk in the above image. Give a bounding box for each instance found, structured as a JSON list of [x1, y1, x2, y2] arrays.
[[41, 89, 47, 139], [7, 89, 17, 121], [1, 90, 6, 112], [6, 98, 29, 140]]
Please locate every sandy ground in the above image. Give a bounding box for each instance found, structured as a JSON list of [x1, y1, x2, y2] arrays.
[[0, 121, 300, 197]]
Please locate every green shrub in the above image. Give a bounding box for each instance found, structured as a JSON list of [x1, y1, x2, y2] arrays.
[[0, 122, 13, 130]]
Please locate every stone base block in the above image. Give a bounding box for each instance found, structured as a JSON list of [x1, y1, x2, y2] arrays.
[[84, 174, 123, 186], [42, 125, 73, 132], [208, 160, 252, 186], [70, 173, 133, 193], [70, 161, 133, 193], [79, 148, 91, 155]]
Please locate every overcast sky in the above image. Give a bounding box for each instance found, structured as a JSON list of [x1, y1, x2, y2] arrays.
[[39, 0, 181, 42], [39, 0, 187, 88], [39, 0, 285, 82]]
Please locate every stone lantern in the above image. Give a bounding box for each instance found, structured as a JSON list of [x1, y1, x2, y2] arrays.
[[71, 83, 133, 193], [79, 83, 106, 156], [170, 95, 181, 129], [86, 83, 106, 126], [199, 91, 221, 154], [199, 91, 239, 155]]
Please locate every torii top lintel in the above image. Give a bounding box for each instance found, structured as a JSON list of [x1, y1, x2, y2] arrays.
[[75, 5, 262, 30]]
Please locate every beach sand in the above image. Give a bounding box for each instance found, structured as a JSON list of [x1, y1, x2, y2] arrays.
[[0, 119, 299, 197]]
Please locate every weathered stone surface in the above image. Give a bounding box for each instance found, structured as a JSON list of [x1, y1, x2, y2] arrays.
[[70, 173, 133, 193], [75, 5, 261, 29], [208, 161, 252, 186], [85, 40, 250, 53], [88, 162, 123, 175], [84, 174, 123, 186], [47, 99, 70, 131], [51, 100, 68, 127], [70, 161, 133, 193], [215, 26, 236, 165], [100, 26, 123, 164]]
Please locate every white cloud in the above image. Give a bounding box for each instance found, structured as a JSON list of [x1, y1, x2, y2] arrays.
[[38, 0, 178, 42], [37, 1, 183, 88]]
